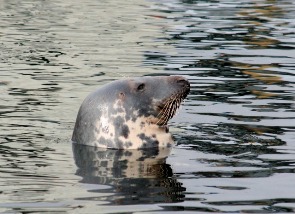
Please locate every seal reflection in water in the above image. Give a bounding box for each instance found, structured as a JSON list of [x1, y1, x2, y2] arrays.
[[73, 143, 186, 204], [72, 76, 190, 149]]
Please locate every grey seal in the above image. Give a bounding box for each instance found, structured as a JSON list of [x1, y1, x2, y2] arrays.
[[72, 75, 190, 149]]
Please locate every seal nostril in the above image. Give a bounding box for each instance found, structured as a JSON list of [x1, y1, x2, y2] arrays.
[[176, 78, 189, 87], [177, 79, 186, 84]]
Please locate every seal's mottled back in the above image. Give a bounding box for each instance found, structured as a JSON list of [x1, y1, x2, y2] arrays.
[[72, 76, 190, 149]]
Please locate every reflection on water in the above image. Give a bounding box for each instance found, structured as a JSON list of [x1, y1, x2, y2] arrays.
[[72, 143, 185, 205], [0, 0, 295, 213]]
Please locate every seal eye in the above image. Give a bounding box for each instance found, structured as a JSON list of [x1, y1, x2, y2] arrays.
[[137, 83, 145, 91]]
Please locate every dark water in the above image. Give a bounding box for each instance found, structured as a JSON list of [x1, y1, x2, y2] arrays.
[[1, 0, 295, 213]]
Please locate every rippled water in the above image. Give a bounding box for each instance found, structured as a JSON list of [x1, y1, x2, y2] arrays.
[[1, 0, 295, 213]]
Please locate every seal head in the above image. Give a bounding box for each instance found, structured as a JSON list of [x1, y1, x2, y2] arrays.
[[72, 76, 190, 149]]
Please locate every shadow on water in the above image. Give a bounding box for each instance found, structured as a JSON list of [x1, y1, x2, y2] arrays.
[[72, 143, 186, 205]]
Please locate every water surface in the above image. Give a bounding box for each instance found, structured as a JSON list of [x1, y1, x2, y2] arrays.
[[0, 0, 295, 213]]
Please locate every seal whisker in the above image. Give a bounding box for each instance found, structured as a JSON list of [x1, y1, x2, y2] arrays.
[[165, 97, 177, 118], [156, 95, 182, 126], [164, 100, 175, 123], [156, 98, 174, 125], [156, 102, 171, 125], [168, 100, 177, 119], [169, 95, 183, 119]]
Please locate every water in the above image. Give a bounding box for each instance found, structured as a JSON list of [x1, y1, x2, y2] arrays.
[[0, 0, 295, 213]]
